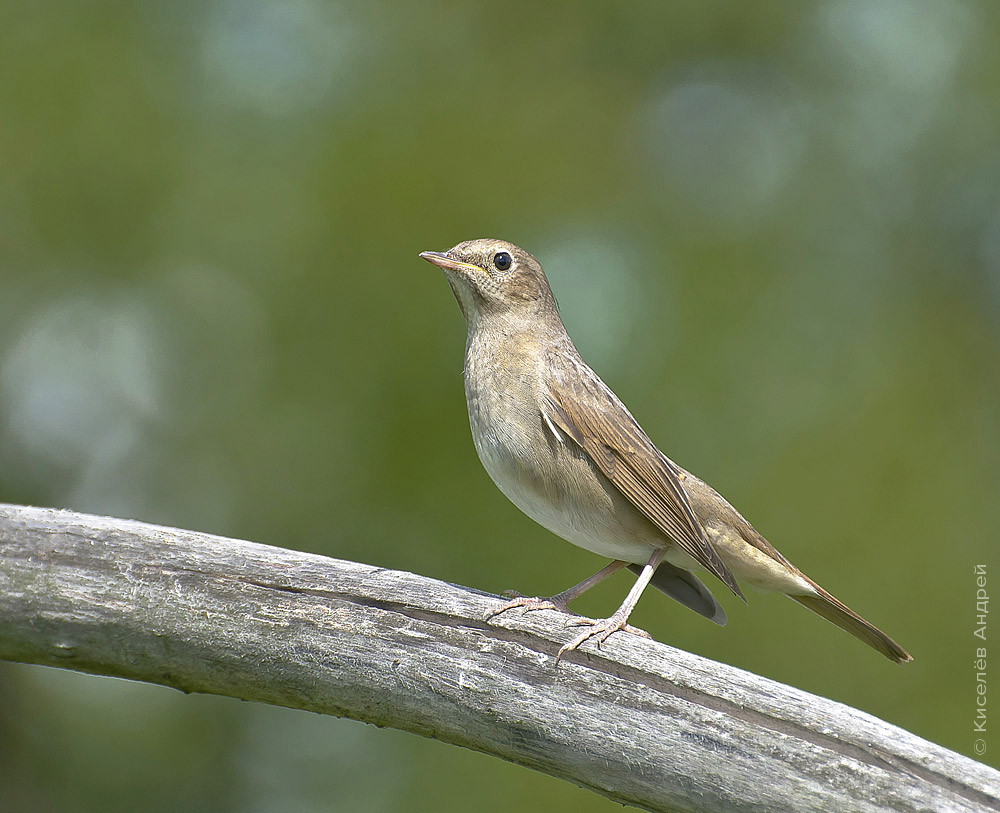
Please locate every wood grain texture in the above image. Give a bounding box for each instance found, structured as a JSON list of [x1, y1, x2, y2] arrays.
[[0, 503, 996, 813]]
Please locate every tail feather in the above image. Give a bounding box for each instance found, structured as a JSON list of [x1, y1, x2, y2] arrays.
[[790, 580, 912, 664]]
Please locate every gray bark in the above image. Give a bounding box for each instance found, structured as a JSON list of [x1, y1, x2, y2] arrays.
[[0, 504, 996, 812]]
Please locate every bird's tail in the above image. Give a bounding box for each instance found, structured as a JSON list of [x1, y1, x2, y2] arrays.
[[789, 579, 912, 664]]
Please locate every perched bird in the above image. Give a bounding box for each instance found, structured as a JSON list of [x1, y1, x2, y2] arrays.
[[420, 239, 911, 663]]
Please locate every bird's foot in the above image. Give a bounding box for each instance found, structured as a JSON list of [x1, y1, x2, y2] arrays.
[[557, 613, 651, 659], [485, 592, 569, 621]]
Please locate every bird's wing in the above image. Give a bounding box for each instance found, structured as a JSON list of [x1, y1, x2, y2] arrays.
[[542, 355, 744, 601], [628, 561, 727, 625]]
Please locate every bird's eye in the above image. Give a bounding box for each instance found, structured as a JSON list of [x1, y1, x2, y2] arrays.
[[493, 251, 512, 271]]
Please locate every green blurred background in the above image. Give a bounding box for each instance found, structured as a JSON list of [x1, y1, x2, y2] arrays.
[[1, 1, 998, 809]]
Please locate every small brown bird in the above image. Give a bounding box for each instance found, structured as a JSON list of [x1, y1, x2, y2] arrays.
[[420, 239, 911, 663]]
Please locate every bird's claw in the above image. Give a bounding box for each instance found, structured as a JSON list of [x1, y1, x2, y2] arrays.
[[484, 594, 564, 621], [556, 616, 651, 659]]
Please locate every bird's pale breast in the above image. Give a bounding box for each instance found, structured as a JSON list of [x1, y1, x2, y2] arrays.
[[464, 334, 663, 564]]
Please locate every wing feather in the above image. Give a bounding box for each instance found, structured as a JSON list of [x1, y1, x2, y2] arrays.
[[542, 357, 744, 601]]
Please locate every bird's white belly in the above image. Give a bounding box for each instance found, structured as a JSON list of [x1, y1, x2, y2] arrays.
[[472, 425, 659, 564]]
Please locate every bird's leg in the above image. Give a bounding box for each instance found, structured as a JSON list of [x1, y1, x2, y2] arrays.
[[485, 560, 628, 620], [558, 548, 666, 659]]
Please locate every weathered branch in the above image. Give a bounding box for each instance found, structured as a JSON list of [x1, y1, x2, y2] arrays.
[[0, 504, 995, 812]]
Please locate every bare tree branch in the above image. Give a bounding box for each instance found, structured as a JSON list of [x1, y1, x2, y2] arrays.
[[0, 504, 995, 812]]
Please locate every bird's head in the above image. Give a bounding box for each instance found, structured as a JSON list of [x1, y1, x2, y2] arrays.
[[419, 239, 558, 332]]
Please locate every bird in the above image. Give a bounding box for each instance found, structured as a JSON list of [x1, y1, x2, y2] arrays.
[[419, 238, 912, 663]]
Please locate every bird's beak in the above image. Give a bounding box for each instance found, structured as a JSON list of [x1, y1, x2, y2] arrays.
[[419, 251, 483, 275]]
